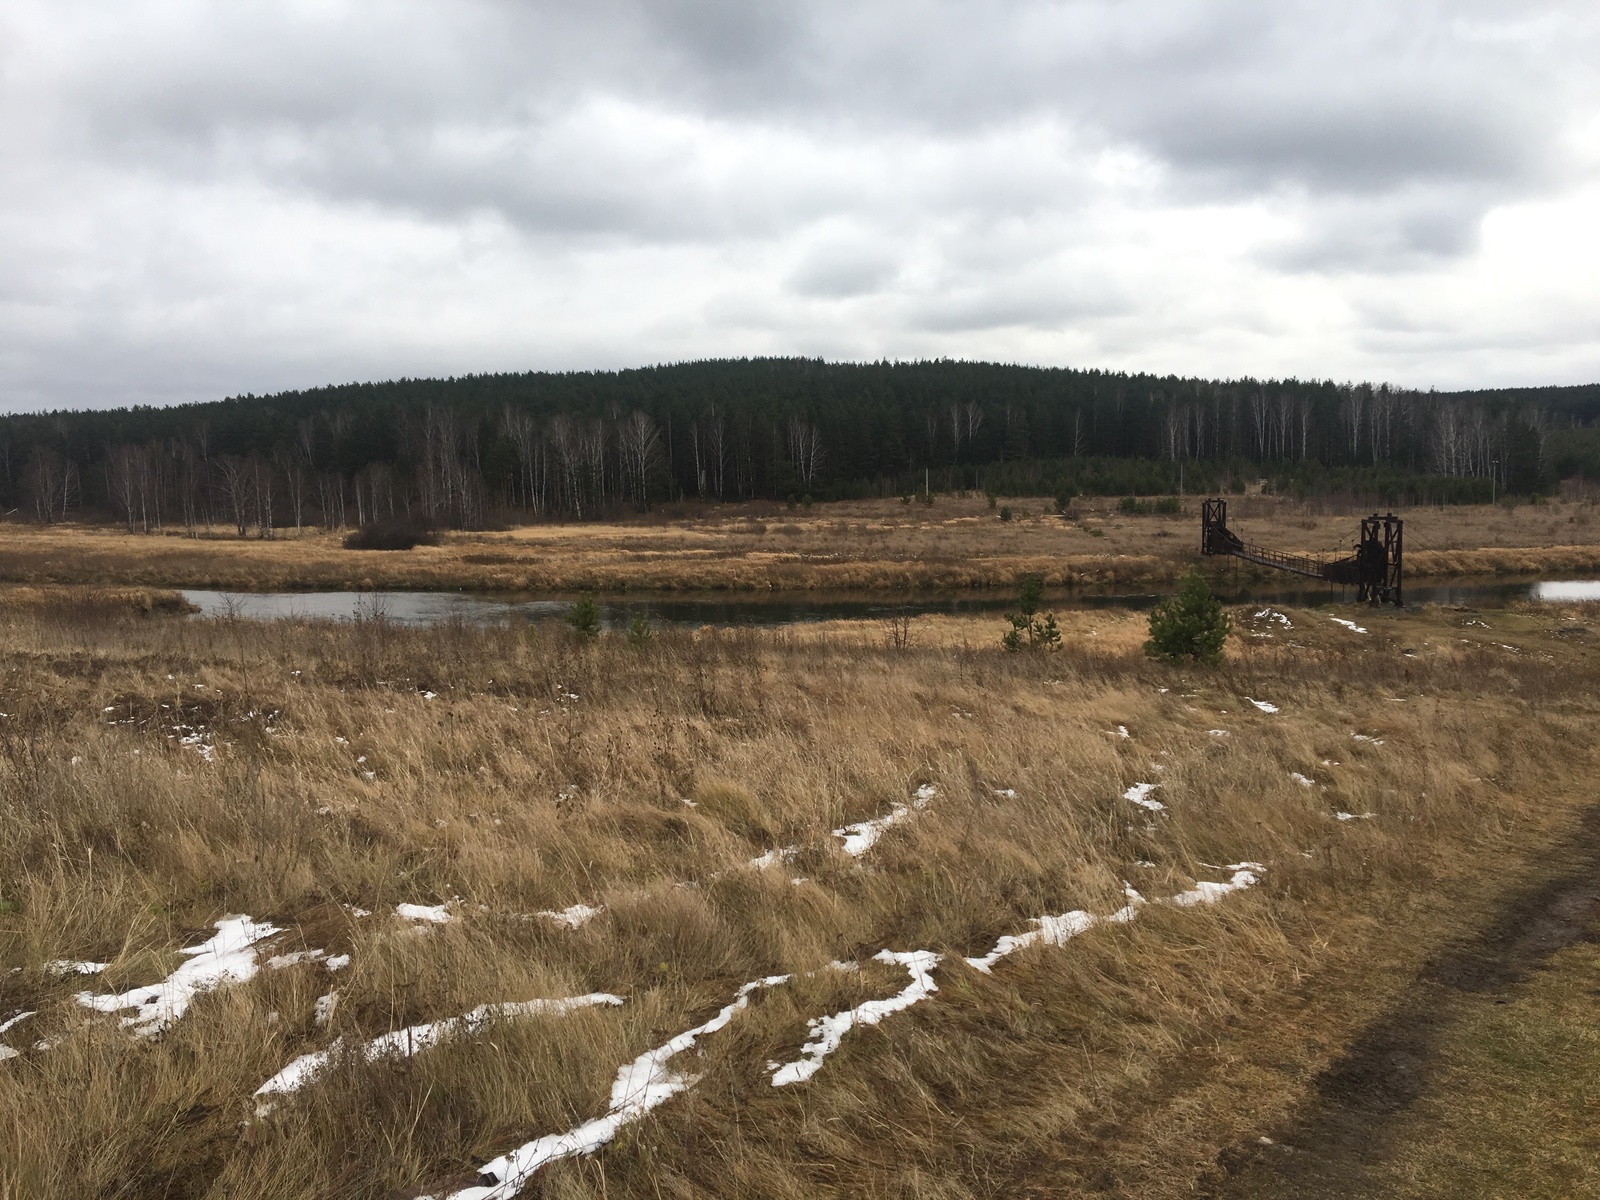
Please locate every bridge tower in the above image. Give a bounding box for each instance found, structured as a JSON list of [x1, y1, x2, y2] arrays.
[[1356, 512, 1403, 606]]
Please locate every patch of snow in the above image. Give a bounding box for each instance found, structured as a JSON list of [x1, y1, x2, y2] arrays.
[[255, 993, 625, 1117], [1351, 734, 1385, 745], [1289, 773, 1315, 788], [46, 960, 108, 976], [1123, 782, 1165, 812], [769, 950, 941, 1087], [1208, 729, 1230, 737], [536, 904, 603, 930], [0, 1014, 28, 1061], [395, 903, 453, 924], [445, 979, 785, 1197], [833, 786, 935, 857], [266, 949, 327, 970], [966, 887, 1143, 974], [1255, 609, 1292, 627], [1117, 725, 1131, 739], [991, 788, 1017, 799], [1170, 863, 1264, 907], [1329, 617, 1368, 634], [1246, 698, 1280, 714], [1335, 811, 1376, 821], [76, 916, 282, 1037], [325, 954, 351, 972], [747, 847, 798, 870], [313, 992, 339, 1027]]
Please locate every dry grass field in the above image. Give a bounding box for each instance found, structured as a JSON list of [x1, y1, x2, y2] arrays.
[[2, 494, 1599, 595], [1, 589, 1598, 1198]]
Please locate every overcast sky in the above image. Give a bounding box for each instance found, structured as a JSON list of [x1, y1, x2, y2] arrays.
[[3, 1, 1598, 412]]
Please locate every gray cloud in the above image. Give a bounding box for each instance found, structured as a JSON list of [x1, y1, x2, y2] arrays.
[[1, 0, 1598, 410]]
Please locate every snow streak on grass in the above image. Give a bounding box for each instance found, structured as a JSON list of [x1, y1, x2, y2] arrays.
[[254, 994, 625, 1117], [964, 887, 1143, 974], [395, 903, 454, 924], [0, 1010, 35, 1061], [75, 916, 282, 1037], [832, 785, 936, 857], [1247, 698, 1280, 714], [1329, 617, 1369, 633], [433, 979, 790, 1200], [45, 960, 108, 976], [1170, 864, 1264, 907], [747, 847, 798, 870], [767, 951, 942, 1087], [1123, 783, 1164, 812], [534, 904, 603, 930]]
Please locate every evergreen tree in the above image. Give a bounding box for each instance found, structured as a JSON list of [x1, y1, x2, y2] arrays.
[[1144, 570, 1229, 664]]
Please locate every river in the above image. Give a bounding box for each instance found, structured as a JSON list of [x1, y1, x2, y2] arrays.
[[179, 577, 1600, 628]]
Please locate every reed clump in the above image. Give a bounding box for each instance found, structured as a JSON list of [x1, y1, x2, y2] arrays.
[[0, 598, 1596, 1197]]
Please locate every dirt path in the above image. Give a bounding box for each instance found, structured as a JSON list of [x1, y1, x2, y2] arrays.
[[1209, 805, 1600, 1198]]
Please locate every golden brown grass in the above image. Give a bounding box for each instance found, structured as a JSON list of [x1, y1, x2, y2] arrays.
[[3, 494, 1599, 595], [0, 596, 1597, 1197]]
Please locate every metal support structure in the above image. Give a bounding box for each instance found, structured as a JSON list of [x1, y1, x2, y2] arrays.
[[1199, 498, 1403, 606]]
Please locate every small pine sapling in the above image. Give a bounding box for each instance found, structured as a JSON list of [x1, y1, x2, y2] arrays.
[[1144, 569, 1229, 664], [626, 612, 655, 646], [1002, 574, 1061, 652], [567, 594, 601, 639]]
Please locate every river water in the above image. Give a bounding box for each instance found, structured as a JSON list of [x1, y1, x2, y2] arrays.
[[180, 578, 1600, 628]]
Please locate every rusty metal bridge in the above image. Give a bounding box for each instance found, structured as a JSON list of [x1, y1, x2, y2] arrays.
[[1200, 498, 1403, 605]]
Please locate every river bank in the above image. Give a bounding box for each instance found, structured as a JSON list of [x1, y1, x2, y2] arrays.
[[2, 496, 1598, 596]]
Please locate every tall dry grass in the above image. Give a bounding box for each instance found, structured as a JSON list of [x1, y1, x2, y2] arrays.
[[0, 597, 1596, 1197]]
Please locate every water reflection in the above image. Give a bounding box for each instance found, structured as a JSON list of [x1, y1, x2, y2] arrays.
[[180, 576, 1594, 628], [1533, 581, 1600, 602]]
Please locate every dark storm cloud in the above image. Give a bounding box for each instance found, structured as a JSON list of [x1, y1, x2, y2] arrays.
[[0, 0, 1597, 409]]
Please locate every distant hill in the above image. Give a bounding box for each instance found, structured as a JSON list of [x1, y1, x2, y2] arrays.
[[2, 359, 1594, 529]]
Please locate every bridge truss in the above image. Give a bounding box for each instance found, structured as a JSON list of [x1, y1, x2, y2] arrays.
[[1200, 498, 1403, 606]]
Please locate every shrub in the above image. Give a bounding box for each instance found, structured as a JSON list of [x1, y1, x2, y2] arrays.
[[1002, 574, 1060, 652], [1144, 569, 1229, 664], [567, 594, 601, 639], [999, 506, 1012, 522], [342, 518, 438, 551]]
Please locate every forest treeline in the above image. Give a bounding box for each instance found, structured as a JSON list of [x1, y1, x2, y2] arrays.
[[2, 358, 1597, 534]]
